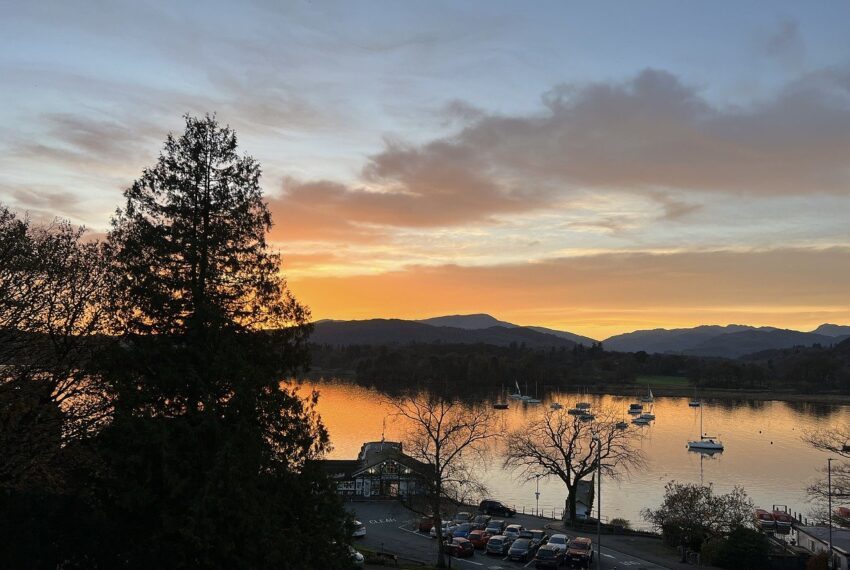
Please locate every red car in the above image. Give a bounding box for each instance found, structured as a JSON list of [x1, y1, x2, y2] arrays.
[[418, 516, 435, 533], [468, 529, 492, 549], [444, 537, 475, 558]]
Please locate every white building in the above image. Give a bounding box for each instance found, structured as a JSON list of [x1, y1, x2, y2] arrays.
[[797, 525, 850, 570]]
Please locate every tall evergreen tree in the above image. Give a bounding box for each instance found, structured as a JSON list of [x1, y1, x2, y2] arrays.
[[98, 114, 351, 568]]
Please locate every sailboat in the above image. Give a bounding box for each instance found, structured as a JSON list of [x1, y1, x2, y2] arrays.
[[688, 389, 701, 407], [550, 389, 563, 409], [687, 403, 723, 451], [508, 380, 523, 400], [640, 404, 656, 420], [640, 387, 654, 403], [525, 381, 541, 404]]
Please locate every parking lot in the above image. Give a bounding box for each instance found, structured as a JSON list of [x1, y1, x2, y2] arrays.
[[349, 501, 670, 569]]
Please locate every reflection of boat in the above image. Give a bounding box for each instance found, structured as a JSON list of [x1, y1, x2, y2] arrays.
[[641, 387, 654, 403], [687, 404, 723, 451], [628, 403, 643, 414], [523, 381, 542, 404], [754, 509, 776, 530]]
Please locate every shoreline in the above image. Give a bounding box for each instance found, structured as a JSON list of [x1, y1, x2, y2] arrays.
[[299, 369, 850, 406]]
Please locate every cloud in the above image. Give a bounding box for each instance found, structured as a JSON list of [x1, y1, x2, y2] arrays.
[[764, 19, 806, 70], [274, 67, 850, 244]]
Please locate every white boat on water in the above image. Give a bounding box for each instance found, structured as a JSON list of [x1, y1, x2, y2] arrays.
[[640, 387, 654, 403], [508, 379, 523, 399], [687, 403, 723, 451], [524, 381, 541, 404], [550, 402, 563, 410], [640, 407, 656, 420]]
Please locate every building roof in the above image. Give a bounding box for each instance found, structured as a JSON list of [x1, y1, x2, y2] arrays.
[[797, 525, 850, 555], [316, 441, 434, 480], [317, 459, 359, 480]]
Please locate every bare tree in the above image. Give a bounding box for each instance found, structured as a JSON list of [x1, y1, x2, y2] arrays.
[[0, 205, 113, 490], [803, 427, 850, 524], [503, 407, 644, 523], [389, 394, 498, 569]]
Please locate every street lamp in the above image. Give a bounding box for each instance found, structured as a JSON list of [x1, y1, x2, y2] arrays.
[[535, 475, 541, 517], [592, 432, 601, 567], [828, 458, 834, 570]]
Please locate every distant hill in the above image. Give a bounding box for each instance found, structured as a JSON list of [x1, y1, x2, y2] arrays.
[[684, 329, 849, 359], [603, 325, 758, 353], [310, 318, 577, 348], [812, 324, 850, 337], [417, 313, 516, 329], [525, 326, 597, 347], [416, 313, 596, 346]]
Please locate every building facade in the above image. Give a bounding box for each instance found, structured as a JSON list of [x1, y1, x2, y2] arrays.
[[318, 441, 432, 498], [797, 525, 850, 570]]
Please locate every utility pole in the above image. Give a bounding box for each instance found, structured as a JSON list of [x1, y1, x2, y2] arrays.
[[828, 458, 834, 570], [593, 432, 601, 567]]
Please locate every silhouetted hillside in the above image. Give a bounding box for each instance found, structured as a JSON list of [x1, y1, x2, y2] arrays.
[[603, 325, 758, 353], [685, 329, 848, 358], [416, 313, 596, 346], [813, 324, 850, 337], [310, 319, 577, 348]]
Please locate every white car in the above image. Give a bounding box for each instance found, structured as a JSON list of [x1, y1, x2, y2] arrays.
[[348, 545, 365, 566], [352, 520, 366, 538], [429, 520, 458, 539], [547, 533, 569, 553]]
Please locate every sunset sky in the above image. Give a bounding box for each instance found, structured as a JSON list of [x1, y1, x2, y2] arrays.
[[3, 1, 850, 339]]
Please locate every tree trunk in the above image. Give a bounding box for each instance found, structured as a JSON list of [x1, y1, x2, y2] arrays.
[[433, 494, 446, 568], [565, 482, 578, 526]]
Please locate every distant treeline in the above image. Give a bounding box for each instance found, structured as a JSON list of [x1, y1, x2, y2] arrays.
[[308, 337, 850, 395]]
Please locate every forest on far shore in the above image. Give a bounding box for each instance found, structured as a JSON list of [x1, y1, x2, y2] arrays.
[[308, 337, 850, 396]]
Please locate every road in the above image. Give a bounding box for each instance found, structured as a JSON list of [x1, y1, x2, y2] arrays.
[[349, 501, 669, 570]]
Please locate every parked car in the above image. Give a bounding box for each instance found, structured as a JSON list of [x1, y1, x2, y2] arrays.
[[430, 520, 458, 539], [452, 523, 473, 538], [503, 524, 525, 540], [546, 533, 569, 554], [468, 529, 492, 549], [348, 545, 365, 567], [479, 498, 516, 517], [453, 511, 473, 523], [485, 519, 506, 535], [485, 535, 513, 556], [444, 537, 475, 558], [528, 529, 549, 549], [352, 520, 366, 538], [471, 514, 491, 530], [507, 538, 535, 562], [533, 544, 565, 569], [418, 516, 435, 533], [566, 536, 594, 568]]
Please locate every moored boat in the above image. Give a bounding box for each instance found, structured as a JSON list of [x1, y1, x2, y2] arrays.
[[754, 509, 776, 530], [493, 402, 509, 410], [641, 387, 654, 403], [615, 420, 629, 430], [632, 416, 651, 425], [772, 510, 793, 530], [628, 403, 643, 414]]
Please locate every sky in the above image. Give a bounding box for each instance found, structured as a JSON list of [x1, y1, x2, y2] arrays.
[[2, 1, 850, 339]]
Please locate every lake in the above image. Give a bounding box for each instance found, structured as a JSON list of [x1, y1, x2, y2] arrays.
[[298, 380, 845, 530]]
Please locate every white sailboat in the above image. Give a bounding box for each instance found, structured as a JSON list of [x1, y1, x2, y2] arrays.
[[687, 403, 723, 451], [525, 381, 541, 404], [641, 387, 654, 403], [508, 379, 523, 400]]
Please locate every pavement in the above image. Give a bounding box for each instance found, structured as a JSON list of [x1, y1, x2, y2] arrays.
[[349, 501, 677, 570]]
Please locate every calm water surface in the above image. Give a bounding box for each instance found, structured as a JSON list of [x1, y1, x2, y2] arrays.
[[299, 381, 845, 530]]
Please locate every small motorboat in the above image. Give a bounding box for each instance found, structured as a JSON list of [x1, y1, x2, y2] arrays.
[[615, 420, 629, 430], [773, 510, 794, 531], [493, 402, 509, 410], [628, 403, 643, 414], [688, 400, 701, 407], [632, 417, 651, 425], [754, 509, 776, 530], [550, 402, 563, 410]]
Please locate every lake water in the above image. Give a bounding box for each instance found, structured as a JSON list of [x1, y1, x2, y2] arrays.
[[299, 380, 846, 530]]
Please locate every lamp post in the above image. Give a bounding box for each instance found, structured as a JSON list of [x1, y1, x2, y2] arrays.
[[828, 458, 834, 570], [592, 432, 601, 567], [535, 475, 541, 516]]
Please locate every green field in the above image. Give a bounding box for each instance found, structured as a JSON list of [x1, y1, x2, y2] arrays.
[[635, 375, 692, 387]]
